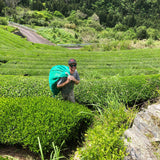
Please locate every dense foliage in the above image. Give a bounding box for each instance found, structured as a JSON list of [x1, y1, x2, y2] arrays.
[[74, 102, 135, 160], [0, 96, 93, 154], [2, 8, 160, 47], [1, 0, 160, 29], [75, 75, 160, 107]]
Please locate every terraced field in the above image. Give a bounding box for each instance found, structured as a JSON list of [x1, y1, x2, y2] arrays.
[[1, 28, 160, 79], [0, 25, 160, 159]]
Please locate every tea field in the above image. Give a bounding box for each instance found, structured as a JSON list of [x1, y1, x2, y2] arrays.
[[0, 25, 160, 159]]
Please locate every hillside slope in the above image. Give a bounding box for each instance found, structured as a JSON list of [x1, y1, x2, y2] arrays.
[[0, 27, 34, 49]]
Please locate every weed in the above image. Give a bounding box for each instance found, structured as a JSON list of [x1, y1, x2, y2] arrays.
[[38, 137, 65, 160]]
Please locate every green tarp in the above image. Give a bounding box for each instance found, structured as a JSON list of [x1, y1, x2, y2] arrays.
[[49, 65, 70, 96]]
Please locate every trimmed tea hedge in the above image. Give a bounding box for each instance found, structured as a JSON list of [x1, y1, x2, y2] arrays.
[[0, 96, 93, 154], [1, 27, 160, 79], [0, 75, 51, 97], [1, 74, 160, 107], [75, 74, 160, 106]]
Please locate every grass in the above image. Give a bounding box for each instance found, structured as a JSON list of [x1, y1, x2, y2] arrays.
[[38, 137, 65, 160]]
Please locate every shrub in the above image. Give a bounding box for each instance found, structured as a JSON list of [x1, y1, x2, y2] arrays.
[[147, 28, 160, 40], [86, 20, 103, 31], [0, 75, 52, 97], [50, 19, 66, 28], [64, 23, 76, 29], [67, 10, 87, 25], [32, 11, 44, 19], [28, 18, 49, 26], [1, 74, 160, 108], [53, 11, 64, 18], [75, 74, 160, 107], [79, 27, 98, 43], [39, 10, 54, 21], [75, 10, 87, 19], [114, 23, 128, 31], [98, 40, 132, 51], [123, 28, 136, 40], [136, 26, 149, 40], [0, 96, 93, 154], [99, 28, 115, 40], [0, 17, 8, 25]]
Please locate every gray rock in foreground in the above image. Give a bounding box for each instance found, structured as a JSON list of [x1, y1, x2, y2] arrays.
[[124, 101, 160, 160]]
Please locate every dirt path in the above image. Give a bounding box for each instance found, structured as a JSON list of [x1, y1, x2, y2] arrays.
[[0, 144, 39, 160], [9, 23, 82, 49], [9, 23, 55, 46]]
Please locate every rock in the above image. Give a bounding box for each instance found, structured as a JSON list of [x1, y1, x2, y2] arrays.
[[124, 101, 160, 160]]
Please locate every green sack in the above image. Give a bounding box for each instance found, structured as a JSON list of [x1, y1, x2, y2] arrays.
[[49, 65, 70, 96]]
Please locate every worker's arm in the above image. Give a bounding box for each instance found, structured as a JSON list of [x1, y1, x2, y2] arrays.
[[57, 77, 71, 88], [68, 75, 80, 85]]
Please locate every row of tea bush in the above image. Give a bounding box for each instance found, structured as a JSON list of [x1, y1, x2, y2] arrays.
[[0, 96, 93, 154], [1, 74, 160, 107]]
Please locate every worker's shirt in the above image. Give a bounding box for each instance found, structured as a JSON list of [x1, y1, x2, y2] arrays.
[[57, 70, 80, 94]]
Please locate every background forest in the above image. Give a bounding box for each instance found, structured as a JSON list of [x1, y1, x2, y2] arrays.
[[1, 0, 160, 29], [1, 0, 160, 49]]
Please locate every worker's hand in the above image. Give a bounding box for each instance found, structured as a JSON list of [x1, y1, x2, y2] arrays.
[[68, 75, 79, 85], [66, 77, 71, 83], [68, 75, 76, 81], [57, 77, 71, 89]]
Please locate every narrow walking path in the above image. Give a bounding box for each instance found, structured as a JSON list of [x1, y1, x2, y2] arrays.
[[9, 23, 55, 46]]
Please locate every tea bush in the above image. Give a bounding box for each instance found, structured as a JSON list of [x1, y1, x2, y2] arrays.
[[0, 75, 51, 97], [75, 74, 160, 107], [1, 74, 160, 107], [0, 17, 8, 25], [0, 96, 93, 154], [1, 27, 160, 79]]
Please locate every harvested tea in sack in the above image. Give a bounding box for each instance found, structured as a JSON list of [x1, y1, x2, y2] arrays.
[[49, 65, 70, 96]]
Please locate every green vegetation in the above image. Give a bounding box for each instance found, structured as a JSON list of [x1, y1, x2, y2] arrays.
[[75, 75, 160, 107], [1, 4, 160, 48], [0, 96, 93, 154], [73, 102, 136, 160], [1, 1, 160, 159], [0, 156, 14, 160], [38, 137, 65, 160], [0, 23, 160, 160], [2, 0, 160, 29]]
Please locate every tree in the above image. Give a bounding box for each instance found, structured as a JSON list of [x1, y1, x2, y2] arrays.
[[5, 0, 21, 8], [19, 0, 30, 7], [30, 0, 44, 11], [0, 0, 5, 15]]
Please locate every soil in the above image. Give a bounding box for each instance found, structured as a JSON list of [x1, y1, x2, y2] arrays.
[[0, 144, 40, 160]]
